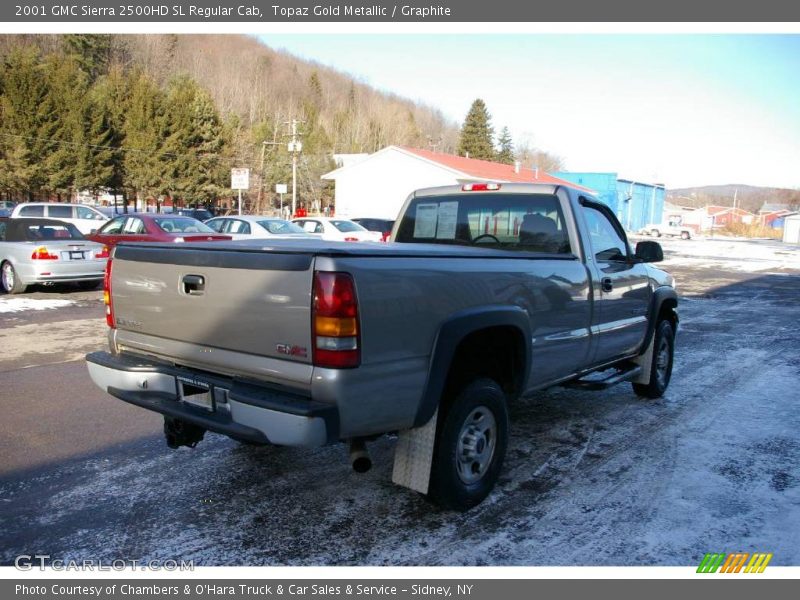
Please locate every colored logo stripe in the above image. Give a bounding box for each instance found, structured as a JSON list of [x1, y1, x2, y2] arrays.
[[697, 552, 772, 573], [745, 553, 773, 573], [697, 553, 726, 573]]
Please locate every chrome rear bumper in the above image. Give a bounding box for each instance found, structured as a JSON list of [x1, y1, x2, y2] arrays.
[[85, 351, 336, 447]]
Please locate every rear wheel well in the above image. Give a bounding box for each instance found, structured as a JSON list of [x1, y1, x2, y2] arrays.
[[443, 326, 525, 404]]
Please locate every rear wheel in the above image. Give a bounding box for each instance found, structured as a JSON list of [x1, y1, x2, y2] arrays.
[[428, 378, 509, 511], [650, 229, 661, 237], [633, 319, 675, 398], [1, 261, 27, 294], [680, 231, 691, 240]]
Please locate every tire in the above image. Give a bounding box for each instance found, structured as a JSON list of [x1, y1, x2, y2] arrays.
[[633, 319, 675, 399], [680, 231, 691, 240], [428, 378, 509, 511], [76, 280, 101, 291], [650, 229, 661, 238], [1, 261, 27, 294]]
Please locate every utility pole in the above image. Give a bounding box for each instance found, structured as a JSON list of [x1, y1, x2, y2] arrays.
[[286, 119, 304, 217], [256, 141, 267, 212], [258, 139, 280, 214]]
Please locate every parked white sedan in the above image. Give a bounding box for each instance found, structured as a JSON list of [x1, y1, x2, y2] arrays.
[[205, 216, 312, 240], [292, 217, 383, 242]]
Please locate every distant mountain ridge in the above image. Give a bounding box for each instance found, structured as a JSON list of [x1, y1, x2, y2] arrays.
[[667, 184, 800, 213]]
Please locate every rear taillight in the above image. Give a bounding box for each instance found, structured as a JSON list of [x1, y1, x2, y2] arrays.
[[104, 258, 115, 328], [462, 182, 501, 192], [95, 245, 110, 260], [312, 272, 360, 368], [31, 246, 59, 260]]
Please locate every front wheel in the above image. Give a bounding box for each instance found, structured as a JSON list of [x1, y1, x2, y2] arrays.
[[428, 378, 509, 511], [650, 229, 661, 238], [633, 319, 675, 398], [680, 231, 691, 240], [1, 261, 27, 294]]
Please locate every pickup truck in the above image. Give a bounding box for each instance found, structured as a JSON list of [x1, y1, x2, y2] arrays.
[[86, 182, 678, 511], [640, 220, 694, 240]]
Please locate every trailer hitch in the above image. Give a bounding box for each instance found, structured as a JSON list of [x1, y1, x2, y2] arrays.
[[163, 416, 206, 449]]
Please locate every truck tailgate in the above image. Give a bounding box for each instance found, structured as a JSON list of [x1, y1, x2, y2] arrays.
[[110, 244, 315, 371]]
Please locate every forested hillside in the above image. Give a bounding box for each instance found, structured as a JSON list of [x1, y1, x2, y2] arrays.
[[0, 34, 459, 211]]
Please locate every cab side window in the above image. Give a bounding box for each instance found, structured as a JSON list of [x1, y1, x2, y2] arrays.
[[582, 205, 629, 262], [227, 220, 251, 234], [123, 218, 145, 234], [77, 206, 103, 220], [207, 219, 226, 233], [100, 217, 126, 235], [48, 205, 73, 219], [19, 205, 44, 217]]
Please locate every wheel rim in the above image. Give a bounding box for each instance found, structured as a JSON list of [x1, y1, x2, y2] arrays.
[[655, 337, 671, 387], [2, 264, 12, 290], [456, 406, 497, 484]]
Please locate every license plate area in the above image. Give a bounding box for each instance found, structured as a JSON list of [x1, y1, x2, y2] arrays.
[[177, 376, 214, 411]]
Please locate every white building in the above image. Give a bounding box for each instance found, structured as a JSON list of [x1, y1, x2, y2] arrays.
[[784, 214, 800, 245], [322, 145, 587, 220]]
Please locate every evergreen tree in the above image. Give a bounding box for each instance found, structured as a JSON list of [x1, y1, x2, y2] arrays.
[[42, 54, 88, 199], [496, 126, 515, 165], [124, 70, 168, 205], [457, 99, 495, 161], [0, 47, 59, 199], [92, 64, 128, 200], [74, 89, 115, 199], [63, 34, 112, 82], [162, 77, 228, 205]]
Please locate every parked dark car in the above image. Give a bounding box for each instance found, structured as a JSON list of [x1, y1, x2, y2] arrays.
[[173, 207, 215, 221], [0, 200, 17, 217], [352, 218, 395, 242], [85, 213, 231, 248]]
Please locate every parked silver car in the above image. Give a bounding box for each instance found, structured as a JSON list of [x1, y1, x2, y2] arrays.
[[205, 215, 312, 240], [0, 218, 107, 294]]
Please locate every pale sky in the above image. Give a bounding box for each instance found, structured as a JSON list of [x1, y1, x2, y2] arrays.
[[259, 34, 800, 190]]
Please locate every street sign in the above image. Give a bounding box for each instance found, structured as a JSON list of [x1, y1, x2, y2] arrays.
[[231, 168, 250, 190], [276, 184, 288, 194]]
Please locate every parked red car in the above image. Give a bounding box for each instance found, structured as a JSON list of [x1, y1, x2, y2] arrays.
[[86, 213, 231, 248]]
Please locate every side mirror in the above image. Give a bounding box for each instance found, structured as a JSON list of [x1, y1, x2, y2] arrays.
[[635, 240, 663, 263]]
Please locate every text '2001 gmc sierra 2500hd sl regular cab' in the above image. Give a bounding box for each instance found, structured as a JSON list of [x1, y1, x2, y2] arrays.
[[86, 182, 677, 511]]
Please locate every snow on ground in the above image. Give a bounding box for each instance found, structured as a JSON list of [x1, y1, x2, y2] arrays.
[[0, 297, 74, 313], [0, 239, 798, 565], [643, 236, 800, 273]]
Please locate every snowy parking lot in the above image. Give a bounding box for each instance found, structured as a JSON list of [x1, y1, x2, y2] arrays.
[[1, 236, 799, 565]]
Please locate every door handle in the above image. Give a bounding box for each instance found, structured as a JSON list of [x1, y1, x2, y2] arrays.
[[182, 274, 205, 295], [601, 277, 613, 292]]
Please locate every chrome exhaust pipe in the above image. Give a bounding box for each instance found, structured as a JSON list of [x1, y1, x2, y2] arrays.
[[349, 439, 372, 473]]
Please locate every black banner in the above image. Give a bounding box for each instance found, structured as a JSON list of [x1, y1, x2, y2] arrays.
[[3, 0, 800, 22], [5, 579, 799, 600]]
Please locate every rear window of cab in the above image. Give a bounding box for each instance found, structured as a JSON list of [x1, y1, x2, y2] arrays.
[[395, 193, 572, 254]]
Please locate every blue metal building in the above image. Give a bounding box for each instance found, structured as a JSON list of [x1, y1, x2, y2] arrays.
[[553, 172, 665, 232]]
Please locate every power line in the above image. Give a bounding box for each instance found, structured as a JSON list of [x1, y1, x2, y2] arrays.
[[0, 132, 182, 158]]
